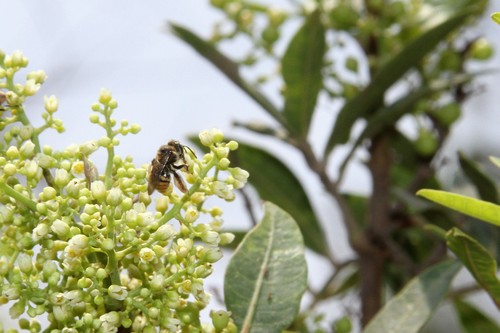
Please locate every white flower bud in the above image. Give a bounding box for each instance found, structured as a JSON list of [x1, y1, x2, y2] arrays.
[[17, 253, 33, 274], [203, 247, 223, 263], [107, 285, 127, 301], [201, 231, 220, 245], [44, 95, 59, 113], [20, 140, 36, 158], [51, 219, 70, 239], [32, 223, 49, 242], [54, 169, 70, 188], [27, 70, 47, 84], [80, 140, 98, 155], [199, 130, 214, 147], [19, 125, 34, 140], [91, 181, 106, 202], [98, 88, 112, 105], [106, 188, 122, 206], [139, 248, 156, 262], [184, 207, 199, 224], [155, 224, 176, 241], [24, 160, 39, 179], [220, 232, 235, 245], [23, 79, 41, 96]]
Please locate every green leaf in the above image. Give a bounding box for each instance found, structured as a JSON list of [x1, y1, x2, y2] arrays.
[[454, 298, 500, 333], [282, 10, 325, 138], [229, 141, 330, 257], [416, 189, 500, 227], [362, 260, 462, 333], [224, 202, 307, 333], [492, 12, 500, 25], [325, 8, 480, 155], [168, 23, 284, 125], [458, 152, 499, 203], [446, 228, 500, 308]]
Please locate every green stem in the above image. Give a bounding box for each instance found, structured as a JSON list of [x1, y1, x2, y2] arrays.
[[102, 106, 115, 189], [0, 182, 37, 211], [105, 208, 121, 286]]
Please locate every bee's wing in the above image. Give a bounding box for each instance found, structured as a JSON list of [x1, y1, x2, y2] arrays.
[[148, 159, 161, 195], [173, 171, 187, 193]]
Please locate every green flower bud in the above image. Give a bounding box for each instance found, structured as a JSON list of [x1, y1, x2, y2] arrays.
[[210, 310, 231, 331], [27, 71, 47, 85], [129, 124, 141, 134], [218, 157, 230, 170], [89, 113, 100, 123], [6, 146, 19, 159], [3, 163, 17, 176], [214, 146, 229, 159], [9, 299, 25, 319], [96, 268, 108, 280], [3, 286, 20, 300], [108, 98, 118, 109], [101, 238, 114, 251]]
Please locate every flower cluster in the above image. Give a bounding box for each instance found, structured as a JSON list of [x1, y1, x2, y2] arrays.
[[0, 50, 244, 332]]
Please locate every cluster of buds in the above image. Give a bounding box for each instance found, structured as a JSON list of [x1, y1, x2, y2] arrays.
[[0, 50, 244, 332]]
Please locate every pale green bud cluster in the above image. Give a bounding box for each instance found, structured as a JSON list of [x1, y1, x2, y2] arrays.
[[0, 50, 245, 332]]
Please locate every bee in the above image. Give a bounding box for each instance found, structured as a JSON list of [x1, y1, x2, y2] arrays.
[[147, 140, 196, 195]]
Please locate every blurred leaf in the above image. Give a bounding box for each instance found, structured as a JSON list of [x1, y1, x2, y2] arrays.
[[362, 260, 462, 333], [325, 9, 480, 155], [282, 10, 325, 138], [458, 152, 499, 203], [339, 75, 475, 177], [454, 298, 500, 333], [169, 23, 284, 125], [446, 228, 500, 308], [489, 156, 500, 169], [230, 141, 330, 257], [224, 202, 307, 333], [417, 189, 500, 227]]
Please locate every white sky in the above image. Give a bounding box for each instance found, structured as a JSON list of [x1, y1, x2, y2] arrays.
[[1, 1, 500, 331]]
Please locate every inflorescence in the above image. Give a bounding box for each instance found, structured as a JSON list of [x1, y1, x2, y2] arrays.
[[0, 49, 246, 333]]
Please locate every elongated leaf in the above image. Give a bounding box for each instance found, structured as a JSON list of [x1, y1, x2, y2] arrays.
[[169, 23, 284, 125], [282, 10, 325, 138], [229, 141, 330, 257], [446, 228, 500, 308], [325, 8, 479, 155], [362, 260, 462, 333], [416, 189, 500, 227], [459, 152, 499, 203], [224, 202, 307, 333], [454, 298, 500, 333]]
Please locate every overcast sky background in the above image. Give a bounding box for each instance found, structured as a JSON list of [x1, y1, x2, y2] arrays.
[[1, 1, 500, 331]]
